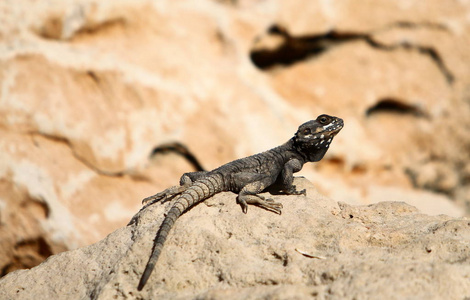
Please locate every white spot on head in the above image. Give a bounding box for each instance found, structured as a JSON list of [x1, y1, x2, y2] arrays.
[[320, 134, 324, 139], [323, 123, 335, 130], [320, 140, 324, 144]]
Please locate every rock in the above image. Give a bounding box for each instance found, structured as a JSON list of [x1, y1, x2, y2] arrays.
[[1, 178, 469, 299], [1, 0, 470, 281]]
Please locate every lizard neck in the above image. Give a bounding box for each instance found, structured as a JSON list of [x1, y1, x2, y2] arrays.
[[281, 138, 308, 163], [290, 137, 328, 162]]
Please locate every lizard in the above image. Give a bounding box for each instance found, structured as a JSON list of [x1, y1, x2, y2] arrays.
[[136, 114, 343, 291]]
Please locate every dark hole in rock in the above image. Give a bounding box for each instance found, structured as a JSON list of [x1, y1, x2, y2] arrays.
[[366, 98, 426, 117], [249, 24, 454, 85], [250, 25, 364, 69], [151, 142, 205, 171]]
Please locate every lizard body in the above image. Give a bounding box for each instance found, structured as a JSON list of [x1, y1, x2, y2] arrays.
[[137, 114, 343, 290]]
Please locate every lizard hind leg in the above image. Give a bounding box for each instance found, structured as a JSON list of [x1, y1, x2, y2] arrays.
[[142, 171, 207, 206]]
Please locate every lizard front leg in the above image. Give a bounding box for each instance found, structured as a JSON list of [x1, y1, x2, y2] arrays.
[[233, 174, 283, 215], [142, 171, 208, 206], [281, 159, 306, 196]]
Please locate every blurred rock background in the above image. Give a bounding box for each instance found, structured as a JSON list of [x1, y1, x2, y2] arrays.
[[1, 0, 469, 277]]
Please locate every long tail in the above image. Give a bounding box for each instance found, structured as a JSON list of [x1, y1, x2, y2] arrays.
[[137, 173, 224, 290]]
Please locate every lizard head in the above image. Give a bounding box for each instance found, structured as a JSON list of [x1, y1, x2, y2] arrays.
[[294, 114, 344, 162]]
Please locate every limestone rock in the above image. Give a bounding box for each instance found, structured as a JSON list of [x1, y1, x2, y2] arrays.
[[0, 178, 469, 299], [1, 0, 470, 281]]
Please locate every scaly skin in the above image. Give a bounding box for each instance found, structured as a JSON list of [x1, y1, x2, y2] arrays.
[[136, 114, 344, 290]]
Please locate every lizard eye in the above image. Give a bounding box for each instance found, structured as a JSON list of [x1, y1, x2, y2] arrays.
[[318, 115, 329, 124]]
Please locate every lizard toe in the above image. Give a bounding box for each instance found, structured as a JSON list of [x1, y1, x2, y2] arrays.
[[142, 194, 163, 205], [256, 198, 283, 214], [237, 197, 249, 214]]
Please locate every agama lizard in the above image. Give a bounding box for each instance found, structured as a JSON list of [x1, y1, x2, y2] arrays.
[[136, 114, 343, 290]]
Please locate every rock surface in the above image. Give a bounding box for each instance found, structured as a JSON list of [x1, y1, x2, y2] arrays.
[[1, 0, 470, 283], [1, 178, 469, 299]]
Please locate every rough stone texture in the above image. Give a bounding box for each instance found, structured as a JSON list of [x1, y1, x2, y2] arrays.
[[1, 0, 470, 285], [1, 178, 469, 299]]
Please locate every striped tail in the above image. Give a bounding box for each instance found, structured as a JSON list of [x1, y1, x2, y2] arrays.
[[137, 173, 224, 290]]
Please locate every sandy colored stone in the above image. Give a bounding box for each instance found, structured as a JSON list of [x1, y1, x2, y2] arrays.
[[1, 0, 470, 282], [1, 178, 469, 299]]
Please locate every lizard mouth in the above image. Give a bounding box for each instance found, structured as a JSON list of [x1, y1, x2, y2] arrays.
[[310, 120, 343, 148], [324, 125, 342, 136], [322, 120, 343, 136]]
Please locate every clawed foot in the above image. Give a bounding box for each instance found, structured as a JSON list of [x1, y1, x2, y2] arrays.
[[142, 186, 184, 206], [129, 187, 184, 226], [129, 186, 186, 226], [257, 197, 283, 215], [141, 193, 167, 206], [237, 195, 283, 215], [128, 194, 172, 226], [285, 185, 306, 196]]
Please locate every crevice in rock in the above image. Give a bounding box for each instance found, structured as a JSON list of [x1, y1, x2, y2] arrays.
[[30, 132, 125, 177], [1, 237, 54, 276], [15, 237, 53, 258], [0, 264, 11, 277], [365, 97, 427, 117], [255, 278, 280, 286], [86, 70, 100, 84], [213, 0, 238, 5], [384, 21, 449, 31], [365, 38, 454, 84], [250, 25, 365, 69], [271, 251, 289, 267], [21, 197, 51, 219], [323, 156, 346, 167], [250, 23, 454, 85], [72, 18, 126, 39], [36, 13, 126, 41], [151, 142, 205, 172]]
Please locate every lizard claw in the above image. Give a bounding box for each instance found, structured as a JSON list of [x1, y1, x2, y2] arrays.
[[264, 198, 283, 209], [252, 197, 283, 214], [263, 200, 283, 215], [142, 194, 163, 206], [237, 197, 249, 214]]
